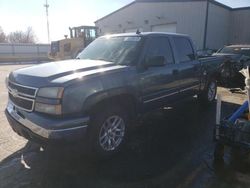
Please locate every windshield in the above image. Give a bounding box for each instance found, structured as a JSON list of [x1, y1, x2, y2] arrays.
[[77, 36, 142, 65], [218, 46, 250, 57]]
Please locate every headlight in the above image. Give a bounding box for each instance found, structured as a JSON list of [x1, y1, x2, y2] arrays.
[[37, 87, 64, 98], [35, 87, 64, 115], [35, 103, 62, 115]]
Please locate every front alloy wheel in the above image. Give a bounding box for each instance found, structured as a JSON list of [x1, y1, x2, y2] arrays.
[[99, 115, 125, 151], [88, 104, 128, 158]]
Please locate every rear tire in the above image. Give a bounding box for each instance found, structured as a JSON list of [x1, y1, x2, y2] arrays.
[[198, 79, 217, 105], [87, 104, 128, 158]]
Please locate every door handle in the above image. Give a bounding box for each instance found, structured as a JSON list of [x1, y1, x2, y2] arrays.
[[172, 69, 179, 75]]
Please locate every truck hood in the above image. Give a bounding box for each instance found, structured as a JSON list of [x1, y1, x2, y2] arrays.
[[9, 59, 128, 87]]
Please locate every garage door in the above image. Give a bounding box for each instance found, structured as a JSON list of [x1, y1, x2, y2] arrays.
[[151, 23, 177, 33]]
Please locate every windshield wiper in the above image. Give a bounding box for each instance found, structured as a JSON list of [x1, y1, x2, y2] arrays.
[[96, 58, 113, 62]]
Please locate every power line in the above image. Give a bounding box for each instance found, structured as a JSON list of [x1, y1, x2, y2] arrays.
[[44, 0, 50, 43]]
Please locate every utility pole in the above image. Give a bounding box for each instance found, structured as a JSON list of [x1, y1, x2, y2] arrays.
[[44, 0, 50, 43], [203, 0, 209, 50]]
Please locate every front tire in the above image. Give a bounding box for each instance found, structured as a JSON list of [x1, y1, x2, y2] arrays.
[[88, 104, 128, 158]]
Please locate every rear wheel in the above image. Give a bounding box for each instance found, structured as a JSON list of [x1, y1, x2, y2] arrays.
[[199, 79, 217, 104], [88, 104, 128, 158]]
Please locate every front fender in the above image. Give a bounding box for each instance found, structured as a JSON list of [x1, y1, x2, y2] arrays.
[[82, 87, 138, 113], [62, 78, 103, 115]]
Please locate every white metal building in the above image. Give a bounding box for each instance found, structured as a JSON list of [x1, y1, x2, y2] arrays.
[[95, 0, 250, 50]]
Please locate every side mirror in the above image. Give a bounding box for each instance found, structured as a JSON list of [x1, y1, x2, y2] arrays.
[[145, 56, 166, 67]]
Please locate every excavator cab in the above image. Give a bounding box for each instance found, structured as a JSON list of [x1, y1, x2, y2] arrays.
[[49, 25, 97, 60]]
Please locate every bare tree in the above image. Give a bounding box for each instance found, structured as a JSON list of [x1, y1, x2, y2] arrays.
[[8, 27, 37, 43], [0, 26, 7, 43], [25, 27, 37, 43], [7, 30, 24, 43]]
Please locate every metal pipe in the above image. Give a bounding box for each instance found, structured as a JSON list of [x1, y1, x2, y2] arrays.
[[228, 101, 248, 123], [216, 94, 222, 125]]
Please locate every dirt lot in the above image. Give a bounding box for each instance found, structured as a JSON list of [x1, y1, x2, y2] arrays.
[[1, 64, 250, 188], [0, 65, 29, 161]]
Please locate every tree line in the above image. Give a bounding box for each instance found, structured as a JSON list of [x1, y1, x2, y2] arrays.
[[0, 26, 37, 44]]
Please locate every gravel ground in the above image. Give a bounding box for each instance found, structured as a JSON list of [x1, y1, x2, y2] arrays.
[[0, 65, 30, 161]]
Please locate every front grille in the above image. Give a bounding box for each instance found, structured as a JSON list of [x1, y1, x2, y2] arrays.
[[8, 81, 38, 112], [9, 94, 33, 110], [8, 81, 36, 97]]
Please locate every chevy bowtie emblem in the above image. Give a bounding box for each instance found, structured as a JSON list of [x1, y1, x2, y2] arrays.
[[10, 89, 19, 98]]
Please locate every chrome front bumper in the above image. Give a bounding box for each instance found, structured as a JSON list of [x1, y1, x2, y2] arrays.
[[6, 101, 89, 141]]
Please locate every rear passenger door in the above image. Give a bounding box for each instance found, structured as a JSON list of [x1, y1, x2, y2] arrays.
[[139, 36, 181, 109], [171, 37, 201, 96]]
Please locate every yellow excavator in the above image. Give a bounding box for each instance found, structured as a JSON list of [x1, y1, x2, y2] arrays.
[[49, 25, 98, 60]]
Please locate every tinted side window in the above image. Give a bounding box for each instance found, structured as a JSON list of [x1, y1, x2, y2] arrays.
[[145, 37, 174, 64], [173, 37, 195, 63]]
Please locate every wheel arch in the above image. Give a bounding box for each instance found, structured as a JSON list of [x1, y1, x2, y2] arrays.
[[83, 89, 139, 120], [202, 69, 220, 90]]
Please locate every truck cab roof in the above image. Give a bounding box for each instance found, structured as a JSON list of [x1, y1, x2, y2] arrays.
[[99, 32, 189, 38]]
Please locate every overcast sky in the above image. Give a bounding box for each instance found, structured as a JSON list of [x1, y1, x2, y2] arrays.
[[0, 0, 249, 43]]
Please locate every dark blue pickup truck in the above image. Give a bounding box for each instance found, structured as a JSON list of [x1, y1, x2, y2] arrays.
[[5, 32, 222, 157]]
